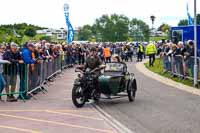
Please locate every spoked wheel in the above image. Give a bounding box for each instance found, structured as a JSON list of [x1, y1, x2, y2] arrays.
[[72, 86, 86, 108], [127, 79, 137, 102]]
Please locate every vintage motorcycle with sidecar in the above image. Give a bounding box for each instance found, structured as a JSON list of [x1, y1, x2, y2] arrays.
[[72, 62, 137, 108]]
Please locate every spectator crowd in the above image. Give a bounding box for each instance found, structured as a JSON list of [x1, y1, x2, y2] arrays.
[[0, 39, 196, 102], [0, 41, 142, 102], [158, 40, 195, 79]]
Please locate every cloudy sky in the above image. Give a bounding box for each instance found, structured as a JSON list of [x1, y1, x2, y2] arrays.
[[0, 0, 199, 29]]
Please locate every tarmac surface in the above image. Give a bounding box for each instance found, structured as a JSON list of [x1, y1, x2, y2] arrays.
[[97, 61, 200, 133], [1, 60, 200, 133], [0, 68, 116, 133]]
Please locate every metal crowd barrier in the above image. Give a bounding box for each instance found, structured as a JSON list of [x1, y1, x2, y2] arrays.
[[0, 55, 70, 102], [163, 55, 200, 81], [170, 55, 185, 78], [0, 63, 28, 102], [28, 56, 64, 97]]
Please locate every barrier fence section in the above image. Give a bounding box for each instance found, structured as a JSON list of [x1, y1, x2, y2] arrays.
[[0, 63, 28, 101], [163, 55, 200, 81], [0, 55, 70, 102]]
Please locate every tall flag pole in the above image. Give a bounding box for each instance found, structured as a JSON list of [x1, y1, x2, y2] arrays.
[[64, 3, 74, 44], [187, 2, 194, 25], [193, 0, 198, 86]]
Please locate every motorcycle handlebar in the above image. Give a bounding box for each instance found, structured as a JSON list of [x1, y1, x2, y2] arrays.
[[90, 66, 105, 73], [75, 68, 84, 73], [75, 66, 105, 74], [90, 68, 99, 73]]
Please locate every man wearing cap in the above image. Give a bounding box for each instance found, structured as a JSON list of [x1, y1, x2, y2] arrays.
[[3, 43, 24, 102]]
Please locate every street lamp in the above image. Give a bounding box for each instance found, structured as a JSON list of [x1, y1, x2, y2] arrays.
[[193, 0, 198, 86], [150, 15, 156, 42]]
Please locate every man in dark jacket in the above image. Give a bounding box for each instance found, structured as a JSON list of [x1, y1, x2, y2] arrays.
[[185, 41, 195, 77], [85, 47, 102, 71], [3, 43, 24, 102], [84, 47, 103, 99]]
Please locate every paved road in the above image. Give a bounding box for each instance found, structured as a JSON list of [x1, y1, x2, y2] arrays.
[[97, 61, 200, 133], [1, 61, 200, 133], [0, 68, 115, 133]]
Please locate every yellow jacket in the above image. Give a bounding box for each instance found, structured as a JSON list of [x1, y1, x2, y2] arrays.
[[138, 44, 144, 53], [146, 43, 157, 55]]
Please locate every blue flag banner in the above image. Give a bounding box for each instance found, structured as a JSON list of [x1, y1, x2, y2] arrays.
[[64, 3, 74, 44], [187, 3, 193, 25]]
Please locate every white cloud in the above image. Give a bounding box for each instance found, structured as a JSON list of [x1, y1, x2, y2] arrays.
[[0, 0, 199, 28]]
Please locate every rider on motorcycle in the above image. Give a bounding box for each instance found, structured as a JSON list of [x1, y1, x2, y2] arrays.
[[84, 47, 102, 94], [85, 47, 102, 72]]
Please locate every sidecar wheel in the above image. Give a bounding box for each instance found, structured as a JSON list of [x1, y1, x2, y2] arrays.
[[72, 86, 86, 108], [127, 79, 137, 102]]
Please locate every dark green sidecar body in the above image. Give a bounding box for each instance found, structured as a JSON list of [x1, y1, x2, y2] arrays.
[[98, 62, 136, 96]]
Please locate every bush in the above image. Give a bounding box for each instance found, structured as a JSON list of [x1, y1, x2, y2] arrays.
[[39, 36, 51, 42], [24, 27, 36, 38]]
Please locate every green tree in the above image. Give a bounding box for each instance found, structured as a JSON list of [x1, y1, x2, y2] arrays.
[[178, 19, 188, 26], [129, 18, 150, 42], [94, 14, 129, 42], [77, 25, 93, 41], [0, 23, 46, 44], [24, 27, 36, 38], [178, 14, 200, 26], [39, 36, 51, 42], [77, 14, 150, 42], [158, 23, 171, 32]]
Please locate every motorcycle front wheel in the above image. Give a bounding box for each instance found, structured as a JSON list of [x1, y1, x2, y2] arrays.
[[72, 86, 86, 108]]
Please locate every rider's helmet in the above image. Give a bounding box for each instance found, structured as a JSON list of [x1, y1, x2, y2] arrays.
[[90, 47, 97, 52]]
